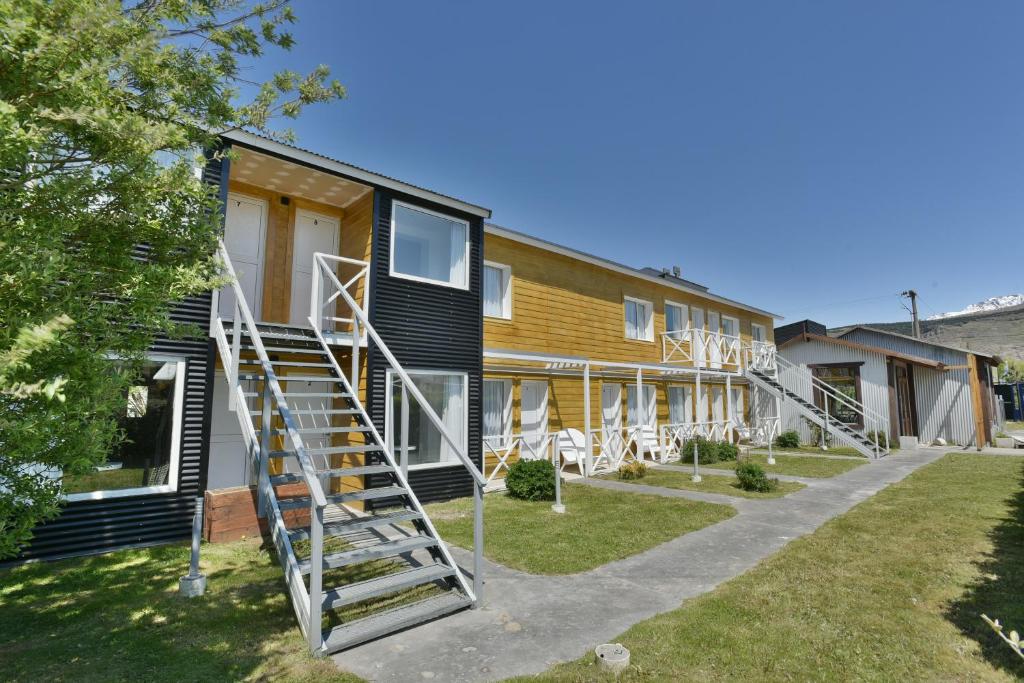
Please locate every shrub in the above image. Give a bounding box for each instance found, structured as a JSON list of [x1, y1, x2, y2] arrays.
[[617, 461, 648, 480], [867, 430, 897, 451], [505, 459, 557, 501], [680, 436, 719, 464], [774, 430, 800, 449], [716, 442, 739, 462], [735, 461, 778, 493]]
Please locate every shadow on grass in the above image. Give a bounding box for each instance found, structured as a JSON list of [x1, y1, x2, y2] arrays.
[[0, 539, 345, 682], [947, 472, 1024, 676]]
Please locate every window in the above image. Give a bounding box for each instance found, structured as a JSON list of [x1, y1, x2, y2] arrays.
[[387, 370, 468, 468], [668, 385, 692, 425], [483, 261, 511, 319], [626, 384, 657, 427], [390, 201, 469, 289], [810, 363, 863, 427], [751, 323, 767, 343], [482, 379, 512, 444], [721, 316, 739, 339], [730, 387, 746, 426], [624, 297, 654, 341], [64, 358, 185, 501], [665, 301, 689, 340]]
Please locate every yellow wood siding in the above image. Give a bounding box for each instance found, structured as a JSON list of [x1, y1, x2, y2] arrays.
[[483, 233, 774, 362]]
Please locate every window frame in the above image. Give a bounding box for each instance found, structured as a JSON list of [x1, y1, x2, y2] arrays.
[[482, 378, 513, 444], [64, 355, 186, 502], [384, 368, 470, 471], [664, 299, 690, 338], [751, 322, 767, 343], [721, 315, 740, 339], [623, 295, 654, 342], [388, 199, 471, 291], [808, 362, 865, 428], [482, 260, 512, 320]]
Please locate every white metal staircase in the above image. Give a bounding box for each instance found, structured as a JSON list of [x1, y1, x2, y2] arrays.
[[211, 241, 484, 655], [743, 350, 890, 458]]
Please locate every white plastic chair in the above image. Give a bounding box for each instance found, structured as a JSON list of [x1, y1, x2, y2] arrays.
[[637, 425, 663, 461], [557, 428, 588, 474]]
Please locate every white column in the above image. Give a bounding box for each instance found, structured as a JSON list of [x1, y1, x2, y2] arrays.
[[725, 373, 733, 444], [636, 368, 645, 461], [583, 363, 592, 476]]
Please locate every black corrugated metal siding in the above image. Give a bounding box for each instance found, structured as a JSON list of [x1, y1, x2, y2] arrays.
[[9, 156, 225, 563], [365, 189, 483, 504]]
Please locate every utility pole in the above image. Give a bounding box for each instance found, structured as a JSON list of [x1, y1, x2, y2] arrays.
[[902, 290, 921, 338]]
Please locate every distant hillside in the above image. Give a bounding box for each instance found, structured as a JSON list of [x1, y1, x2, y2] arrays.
[[830, 303, 1024, 361], [928, 294, 1024, 320]]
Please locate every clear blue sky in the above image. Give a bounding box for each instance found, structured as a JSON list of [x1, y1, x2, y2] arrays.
[[249, 0, 1023, 327]]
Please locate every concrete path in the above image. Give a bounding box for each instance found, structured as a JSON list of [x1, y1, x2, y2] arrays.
[[334, 448, 947, 682]]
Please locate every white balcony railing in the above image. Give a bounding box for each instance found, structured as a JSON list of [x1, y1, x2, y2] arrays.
[[662, 328, 745, 369]]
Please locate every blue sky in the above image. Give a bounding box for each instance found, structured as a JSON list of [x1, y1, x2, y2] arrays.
[[248, 1, 1024, 326]]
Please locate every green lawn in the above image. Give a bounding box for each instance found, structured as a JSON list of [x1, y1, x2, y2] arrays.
[[1007, 420, 1024, 432], [704, 452, 868, 478], [521, 454, 1024, 681], [0, 539, 353, 682], [62, 467, 145, 493], [765, 444, 868, 457], [612, 467, 805, 499], [424, 483, 734, 575]]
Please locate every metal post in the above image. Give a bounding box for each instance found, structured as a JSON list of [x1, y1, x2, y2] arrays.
[[821, 399, 829, 451], [258, 372, 272, 518], [725, 373, 733, 444], [583, 363, 592, 476], [400, 382, 409, 481], [472, 482, 484, 607], [635, 368, 645, 461], [178, 496, 207, 597], [310, 258, 321, 332], [692, 441, 701, 482], [228, 301, 241, 410], [767, 427, 776, 465], [308, 503, 324, 653], [351, 317, 360, 392], [552, 446, 565, 513]]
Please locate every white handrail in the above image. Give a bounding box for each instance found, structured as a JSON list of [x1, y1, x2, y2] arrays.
[[663, 327, 743, 368], [310, 253, 370, 337], [312, 253, 485, 486]]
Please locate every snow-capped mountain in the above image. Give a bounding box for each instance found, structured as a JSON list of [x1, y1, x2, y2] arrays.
[[927, 294, 1024, 320]]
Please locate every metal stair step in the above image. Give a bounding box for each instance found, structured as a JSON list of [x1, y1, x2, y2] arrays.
[[252, 408, 360, 417], [239, 360, 334, 369], [278, 485, 408, 511], [288, 509, 423, 542], [321, 564, 456, 611], [270, 464, 395, 485], [281, 392, 350, 399], [297, 533, 437, 574], [269, 445, 382, 459], [320, 591, 472, 653], [238, 374, 341, 383], [271, 426, 371, 436], [240, 344, 325, 355]]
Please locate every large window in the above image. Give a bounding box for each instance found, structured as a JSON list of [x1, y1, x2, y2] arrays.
[[64, 358, 185, 501], [665, 301, 689, 340], [483, 261, 511, 319], [387, 370, 468, 468], [751, 323, 767, 342], [668, 385, 692, 424], [390, 201, 469, 289], [810, 363, 863, 427], [482, 379, 512, 441], [722, 316, 739, 339], [624, 297, 654, 341], [626, 384, 657, 427]]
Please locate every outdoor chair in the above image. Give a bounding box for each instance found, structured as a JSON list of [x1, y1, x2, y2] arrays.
[[556, 428, 588, 474]]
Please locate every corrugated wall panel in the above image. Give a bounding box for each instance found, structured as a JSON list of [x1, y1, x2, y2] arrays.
[[365, 189, 483, 504], [777, 339, 889, 443]]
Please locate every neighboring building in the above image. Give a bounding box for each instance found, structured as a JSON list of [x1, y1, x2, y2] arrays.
[[777, 320, 1001, 448]]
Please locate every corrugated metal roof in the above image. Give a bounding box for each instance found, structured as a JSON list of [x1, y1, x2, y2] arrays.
[[220, 129, 492, 218], [837, 325, 994, 361]]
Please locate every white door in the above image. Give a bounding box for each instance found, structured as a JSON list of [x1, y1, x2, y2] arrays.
[[669, 385, 694, 425], [601, 384, 622, 436], [691, 307, 706, 367], [708, 311, 722, 368], [712, 386, 725, 424], [208, 373, 251, 490], [730, 387, 745, 427], [290, 209, 340, 327], [520, 380, 549, 459], [220, 193, 268, 321], [696, 383, 709, 424]]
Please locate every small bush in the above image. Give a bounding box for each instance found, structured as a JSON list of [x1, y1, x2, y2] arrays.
[[506, 459, 556, 501], [617, 461, 648, 480], [735, 461, 778, 493], [867, 430, 897, 451], [774, 430, 800, 449], [808, 422, 834, 448], [680, 436, 719, 464], [716, 442, 739, 462]]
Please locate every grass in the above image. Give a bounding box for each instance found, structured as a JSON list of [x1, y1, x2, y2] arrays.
[[521, 454, 1024, 681], [612, 467, 805, 499], [61, 467, 145, 493], [0, 539, 356, 682], [705, 452, 867, 478], [1007, 420, 1024, 432], [423, 483, 734, 575], [765, 444, 868, 457]]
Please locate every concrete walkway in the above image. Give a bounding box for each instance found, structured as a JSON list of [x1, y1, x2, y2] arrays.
[[335, 448, 947, 682]]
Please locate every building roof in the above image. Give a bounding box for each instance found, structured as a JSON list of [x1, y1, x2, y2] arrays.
[[836, 325, 996, 361], [485, 222, 783, 320], [220, 129, 492, 219], [779, 332, 949, 369]]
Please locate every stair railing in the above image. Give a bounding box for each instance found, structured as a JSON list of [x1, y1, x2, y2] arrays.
[[310, 252, 487, 607], [663, 327, 743, 369], [753, 350, 890, 456], [212, 240, 329, 652], [309, 252, 370, 339]]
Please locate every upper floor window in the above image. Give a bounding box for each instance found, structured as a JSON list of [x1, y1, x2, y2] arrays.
[[483, 261, 512, 319], [665, 301, 689, 340], [624, 297, 654, 341], [722, 315, 739, 339], [390, 201, 469, 289], [751, 323, 767, 342]]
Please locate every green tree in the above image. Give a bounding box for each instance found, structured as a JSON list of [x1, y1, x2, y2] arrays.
[[0, 0, 345, 558]]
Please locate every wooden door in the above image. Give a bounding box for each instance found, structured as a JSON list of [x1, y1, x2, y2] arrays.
[[893, 361, 917, 437]]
